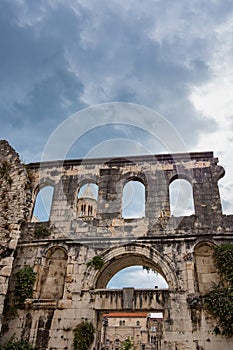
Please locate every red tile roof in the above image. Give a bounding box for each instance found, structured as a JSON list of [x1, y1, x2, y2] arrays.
[[103, 312, 148, 318]]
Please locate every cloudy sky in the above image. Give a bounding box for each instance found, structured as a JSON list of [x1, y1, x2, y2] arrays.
[[107, 266, 168, 289], [1, 1, 233, 286]]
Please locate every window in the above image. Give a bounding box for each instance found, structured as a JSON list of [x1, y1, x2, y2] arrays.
[[32, 186, 54, 222], [169, 179, 194, 216], [218, 177, 231, 214], [122, 180, 145, 218], [88, 205, 93, 215], [77, 183, 98, 218]]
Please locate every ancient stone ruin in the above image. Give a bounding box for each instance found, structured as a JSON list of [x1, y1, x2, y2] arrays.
[[0, 139, 233, 349]]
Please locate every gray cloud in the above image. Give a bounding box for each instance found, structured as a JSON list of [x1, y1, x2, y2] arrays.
[[0, 0, 233, 163]]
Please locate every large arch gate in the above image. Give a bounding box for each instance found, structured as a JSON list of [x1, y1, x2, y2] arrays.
[[86, 244, 178, 350], [1, 148, 233, 350]]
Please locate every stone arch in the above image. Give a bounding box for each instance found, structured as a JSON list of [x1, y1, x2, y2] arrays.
[[114, 337, 123, 346], [169, 173, 194, 186], [32, 178, 56, 203], [121, 171, 148, 187], [76, 176, 99, 193], [194, 241, 219, 294], [84, 244, 179, 290], [40, 246, 68, 299], [31, 183, 55, 222], [119, 172, 148, 196]]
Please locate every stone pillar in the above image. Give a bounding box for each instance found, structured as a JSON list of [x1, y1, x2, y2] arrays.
[[184, 253, 195, 294]]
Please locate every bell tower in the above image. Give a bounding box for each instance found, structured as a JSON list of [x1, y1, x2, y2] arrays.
[[77, 184, 97, 220]]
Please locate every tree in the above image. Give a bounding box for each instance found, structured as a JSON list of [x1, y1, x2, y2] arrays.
[[204, 244, 233, 337], [14, 266, 36, 307], [73, 321, 95, 350], [120, 337, 136, 350], [0, 339, 36, 350]]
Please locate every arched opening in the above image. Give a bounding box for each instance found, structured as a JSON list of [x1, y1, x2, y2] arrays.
[[169, 178, 194, 216], [93, 247, 177, 290], [122, 181, 145, 218], [218, 177, 232, 214], [107, 266, 168, 289], [77, 183, 98, 219], [194, 242, 219, 294], [32, 185, 54, 222], [40, 247, 67, 299], [93, 246, 172, 350]]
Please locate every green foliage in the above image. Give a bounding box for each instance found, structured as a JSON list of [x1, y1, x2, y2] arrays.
[[0, 338, 36, 350], [120, 337, 136, 350], [86, 255, 104, 269], [212, 244, 233, 284], [204, 284, 233, 337], [34, 224, 50, 238], [14, 266, 36, 307], [73, 321, 95, 350], [204, 244, 233, 337]]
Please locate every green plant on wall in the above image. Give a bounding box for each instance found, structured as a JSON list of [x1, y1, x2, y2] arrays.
[[204, 244, 233, 337], [73, 321, 95, 350], [86, 255, 104, 269], [14, 266, 36, 307], [0, 338, 36, 350], [120, 337, 136, 350], [34, 223, 50, 238]]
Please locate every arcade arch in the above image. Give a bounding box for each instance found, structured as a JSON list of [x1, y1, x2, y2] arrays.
[[31, 185, 54, 222], [122, 180, 145, 218], [84, 244, 179, 290], [169, 178, 195, 216]]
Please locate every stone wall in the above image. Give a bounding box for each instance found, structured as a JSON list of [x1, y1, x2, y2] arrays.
[[0, 140, 31, 331], [0, 143, 233, 349]]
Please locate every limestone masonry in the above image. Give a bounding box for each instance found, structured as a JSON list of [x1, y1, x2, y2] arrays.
[[0, 140, 233, 349]]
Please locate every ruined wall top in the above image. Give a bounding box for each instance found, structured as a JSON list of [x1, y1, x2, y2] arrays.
[[17, 149, 232, 248], [26, 150, 216, 169]]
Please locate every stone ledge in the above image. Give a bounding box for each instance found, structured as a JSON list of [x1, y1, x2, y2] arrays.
[[25, 298, 58, 309]]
